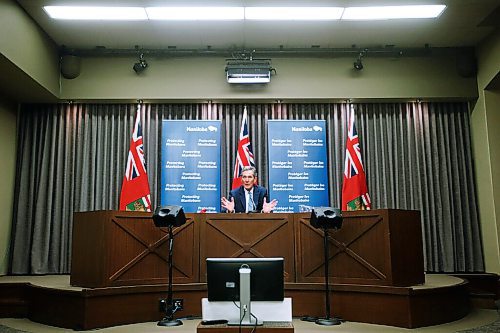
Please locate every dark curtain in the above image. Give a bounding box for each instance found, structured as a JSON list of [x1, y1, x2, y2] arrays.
[[355, 102, 483, 272], [9, 102, 483, 274]]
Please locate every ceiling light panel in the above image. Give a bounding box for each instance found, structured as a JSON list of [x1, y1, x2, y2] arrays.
[[245, 7, 344, 20], [342, 5, 446, 20], [44, 5, 447, 21], [43, 6, 147, 20], [146, 7, 244, 20]]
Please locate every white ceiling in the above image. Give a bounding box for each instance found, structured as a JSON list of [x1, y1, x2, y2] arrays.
[[16, 0, 500, 53]]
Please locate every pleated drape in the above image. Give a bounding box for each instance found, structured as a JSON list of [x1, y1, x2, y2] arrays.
[[355, 102, 483, 271], [9, 102, 483, 274]]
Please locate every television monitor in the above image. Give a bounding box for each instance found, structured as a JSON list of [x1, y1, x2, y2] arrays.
[[206, 257, 284, 302]]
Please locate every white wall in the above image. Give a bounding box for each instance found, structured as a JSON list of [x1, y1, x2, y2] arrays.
[[61, 55, 477, 101], [472, 28, 500, 273], [0, 0, 59, 97]]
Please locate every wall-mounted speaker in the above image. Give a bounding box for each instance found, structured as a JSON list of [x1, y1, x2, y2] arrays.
[[60, 55, 81, 79]]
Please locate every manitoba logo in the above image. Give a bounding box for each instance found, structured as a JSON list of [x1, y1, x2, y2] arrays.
[[292, 126, 313, 132]]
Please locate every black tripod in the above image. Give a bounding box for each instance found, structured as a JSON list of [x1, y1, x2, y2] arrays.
[[315, 226, 341, 326], [158, 225, 182, 326], [309, 207, 343, 326], [152, 205, 186, 327]]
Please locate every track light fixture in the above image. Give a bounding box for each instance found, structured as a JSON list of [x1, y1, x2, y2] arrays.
[[353, 51, 365, 71], [353, 57, 363, 70], [133, 53, 148, 74]]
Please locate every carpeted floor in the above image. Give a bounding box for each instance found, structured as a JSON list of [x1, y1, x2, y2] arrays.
[[457, 316, 500, 332], [0, 326, 28, 333], [0, 308, 499, 333]]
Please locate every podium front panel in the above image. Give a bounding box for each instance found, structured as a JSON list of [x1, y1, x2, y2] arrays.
[[71, 211, 199, 288], [294, 209, 424, 286], [199, 213, 295, 283]]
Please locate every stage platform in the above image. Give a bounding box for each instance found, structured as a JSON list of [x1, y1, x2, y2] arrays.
[[0, 274, 469, 330]]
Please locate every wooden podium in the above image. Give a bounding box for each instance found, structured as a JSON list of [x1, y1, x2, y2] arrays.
[[1, 208, 466, 330], [53, 209, 468, 330], [71, 209, 424, 288]]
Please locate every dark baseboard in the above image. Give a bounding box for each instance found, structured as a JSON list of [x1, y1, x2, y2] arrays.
[[450, 273, 499, 309]]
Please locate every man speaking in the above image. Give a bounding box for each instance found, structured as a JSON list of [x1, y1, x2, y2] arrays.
[[221, 166, 278, 213]]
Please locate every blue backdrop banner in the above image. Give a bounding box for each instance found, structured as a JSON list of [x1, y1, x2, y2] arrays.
[[161, 120, 221, 213], [267, 120, 330, 212]]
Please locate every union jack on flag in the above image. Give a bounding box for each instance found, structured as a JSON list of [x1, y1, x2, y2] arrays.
[[232, 106, 256, 189], [119, 106, 152, 211], [341, 105, 371, 211]]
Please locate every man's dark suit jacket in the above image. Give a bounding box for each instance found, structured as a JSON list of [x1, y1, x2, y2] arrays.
[[228, 185, 269, 213]]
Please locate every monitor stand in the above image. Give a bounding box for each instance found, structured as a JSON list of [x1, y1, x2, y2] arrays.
[[227, 265, 263, 326]]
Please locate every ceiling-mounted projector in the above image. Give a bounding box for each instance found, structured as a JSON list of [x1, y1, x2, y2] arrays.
[[225, 60, 274, 84]]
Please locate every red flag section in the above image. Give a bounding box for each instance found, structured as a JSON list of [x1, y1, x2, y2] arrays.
[[341, 106, 371, 211], [119, 106, 152, 211], [231, 107, 256, 189]]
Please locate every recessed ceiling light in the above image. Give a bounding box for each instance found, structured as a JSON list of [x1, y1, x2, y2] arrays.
[[245, 7, 344, 20], [342, 5, 446, 20], [43, 6, 147, 20], [43, 5, 447, 21], [145, 7, 244, 20]]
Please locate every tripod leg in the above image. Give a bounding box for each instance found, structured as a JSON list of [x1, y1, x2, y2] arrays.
[[158, 225, 182, 327], [315, 227, 341, 326]]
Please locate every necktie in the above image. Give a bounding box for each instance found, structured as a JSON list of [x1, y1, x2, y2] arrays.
[[247, 191, 255, 212]]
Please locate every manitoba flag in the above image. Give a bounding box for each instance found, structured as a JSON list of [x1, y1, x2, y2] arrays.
[[341, 106, 371, 211], [231, 107, 256, 189], [119, 106, 152, 211]]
